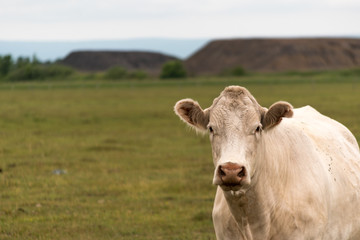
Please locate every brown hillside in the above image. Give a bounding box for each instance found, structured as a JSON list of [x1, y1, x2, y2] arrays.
[[61, 51, 178, 74], [185, 38, 360, 75]]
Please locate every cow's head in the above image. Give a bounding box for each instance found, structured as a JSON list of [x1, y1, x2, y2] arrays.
[[174, 86, 293, 195]]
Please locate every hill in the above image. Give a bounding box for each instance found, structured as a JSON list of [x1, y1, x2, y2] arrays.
[[185, 38, 360, 75], [60, 51, 178, 74], [0, 38, 209, 61]]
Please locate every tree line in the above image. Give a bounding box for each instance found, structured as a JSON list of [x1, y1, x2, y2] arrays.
[[0, 54, 190, 81], [0, 54, 74, 81]]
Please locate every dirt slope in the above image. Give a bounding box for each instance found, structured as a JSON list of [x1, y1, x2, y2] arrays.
[[61, 51, 178, 74], [185, 38, 360, 75]]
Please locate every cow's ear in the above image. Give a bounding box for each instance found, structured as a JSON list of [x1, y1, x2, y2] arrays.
[[174, 99, 209, 132], [262, 101, 293, 130]]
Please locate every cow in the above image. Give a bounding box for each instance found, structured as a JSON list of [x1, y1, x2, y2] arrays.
[[174, 86, 360, 240]]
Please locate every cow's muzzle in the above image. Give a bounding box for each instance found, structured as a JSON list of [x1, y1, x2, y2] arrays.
[[213, 162, 248, 190]]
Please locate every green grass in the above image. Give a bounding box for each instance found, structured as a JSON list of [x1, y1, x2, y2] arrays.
[[0, 71, 360, 239]]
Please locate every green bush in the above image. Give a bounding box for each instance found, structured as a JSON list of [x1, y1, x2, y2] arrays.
[[104, 66, 128, 80], [221, 66, 247, 77], [336, 68, 360, 77], [15, 57, 31, 69], [230, 66, 246, 76], [128, 70, 148, 80], [6, 64, 74, 81], [7, 64, 43, 81], [45, 64, 74, 78], [0, 55, 13, 77], [160, 60, 186, 79]]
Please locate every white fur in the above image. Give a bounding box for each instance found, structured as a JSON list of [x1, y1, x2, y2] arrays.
[[175, 87, 360, 240], [212, 106, 360, 239]]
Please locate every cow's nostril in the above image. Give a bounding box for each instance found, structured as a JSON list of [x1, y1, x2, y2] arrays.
[[219, 167, 226, 176], [238, 167, 245, 178]]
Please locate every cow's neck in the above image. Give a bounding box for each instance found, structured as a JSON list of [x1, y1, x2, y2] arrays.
[[223, 183, 273, 239]]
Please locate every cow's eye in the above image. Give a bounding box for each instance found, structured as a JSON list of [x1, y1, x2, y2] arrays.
[[255, 126, 261, 133]]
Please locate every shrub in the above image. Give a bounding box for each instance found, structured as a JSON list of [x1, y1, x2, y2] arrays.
[[6, 64, 74, 81], [45, 64, 74, 78], [0, 55, 14, 77], [104, 66, 128, 80], [221, 66, 247, 77], [128, 70, 147, 80], [230, 66, 246, 76], [7, 64, 43, 81], [160, 60, 186, 79], [15, 57, 31, 69]]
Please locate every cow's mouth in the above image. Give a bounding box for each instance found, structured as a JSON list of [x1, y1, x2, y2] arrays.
[[220, 183, 242, 191]]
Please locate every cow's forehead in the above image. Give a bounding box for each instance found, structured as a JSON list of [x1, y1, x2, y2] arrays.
[[209, 87, 262, 125], [211, 89, 257, 111]]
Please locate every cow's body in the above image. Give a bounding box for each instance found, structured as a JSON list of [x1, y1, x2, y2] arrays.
[[213, 106, 360, 239], [174, 86, 360, 240]]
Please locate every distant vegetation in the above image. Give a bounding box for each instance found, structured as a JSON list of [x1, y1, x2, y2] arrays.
[[1, 53, 360, 82], [0, 54, 187, 81], [104, 66, 128, 80], [7, 64, 74, 81], [160, 60, 187, 79], [230, 66, 246, 76], [104, 66, 148, 80], [0, 54, 74, 81], [221, 66, 247, 77]]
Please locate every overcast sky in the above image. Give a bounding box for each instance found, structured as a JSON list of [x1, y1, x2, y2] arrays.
[[1, 0, 360, 41]]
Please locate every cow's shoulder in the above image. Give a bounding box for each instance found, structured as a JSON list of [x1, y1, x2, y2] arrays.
[[293, 105, 322, 119], [291, 105, 358, 149]]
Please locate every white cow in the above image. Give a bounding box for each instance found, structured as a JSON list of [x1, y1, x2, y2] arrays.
[[174, 86, 360, 240]]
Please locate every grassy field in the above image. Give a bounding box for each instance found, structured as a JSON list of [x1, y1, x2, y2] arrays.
[[0, 72, 360, 239]]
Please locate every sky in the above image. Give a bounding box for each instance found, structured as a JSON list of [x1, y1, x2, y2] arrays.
[[1, 0, 360, 41]]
